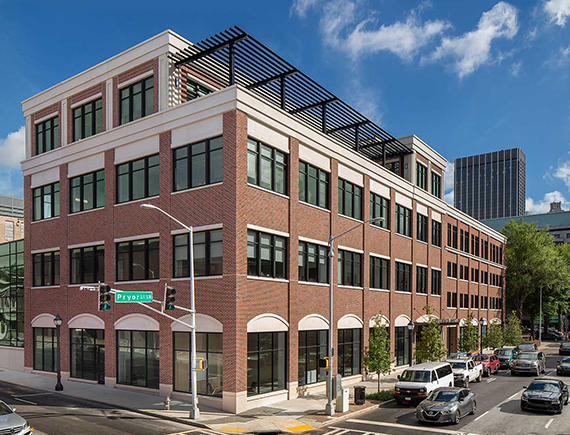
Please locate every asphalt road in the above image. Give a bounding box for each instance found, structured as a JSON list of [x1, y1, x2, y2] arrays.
[[327, 344, 570, 435], [0, 380, 212, 435]]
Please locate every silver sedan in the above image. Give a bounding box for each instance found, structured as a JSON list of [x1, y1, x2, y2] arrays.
[[416, 387, 476, 425], [0, 401, 31, 434]]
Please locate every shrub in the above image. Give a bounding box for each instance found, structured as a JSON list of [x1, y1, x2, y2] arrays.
[[365, 390, 395, 401]]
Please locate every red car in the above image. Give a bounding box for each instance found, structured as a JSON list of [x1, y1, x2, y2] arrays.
[[474, 354, 500, 376]]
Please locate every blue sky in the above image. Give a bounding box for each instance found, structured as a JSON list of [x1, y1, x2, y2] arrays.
[[2, 0, 570, 213]]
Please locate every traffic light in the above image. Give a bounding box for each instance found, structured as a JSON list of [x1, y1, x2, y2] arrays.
[[98, 284, 111, 311], [319, 357, 330, 370], [164, 286, 176, 311]]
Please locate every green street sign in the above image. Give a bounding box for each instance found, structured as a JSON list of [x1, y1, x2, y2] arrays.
[[115, 291, 153, 303]]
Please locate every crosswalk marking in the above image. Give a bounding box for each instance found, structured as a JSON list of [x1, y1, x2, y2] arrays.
[[343, 419, 480, 435]]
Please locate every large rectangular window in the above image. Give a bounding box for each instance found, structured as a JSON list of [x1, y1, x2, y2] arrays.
[[36, 116, 59, 155], [298, 241, 328, 283], [416, 266, 427, 294], [173, 137, 223, 191], [70, 245, 105, 284], [173, 230, 223, 278], [116, 238, 159, 282], [338, 179, 362, 220], [34, 327, 57, 372], [395, 326, 411, 366], [370, 256, 389, 290], [120, 77, 154, 125], [116, 154, 159, 204], [417, 213, 428, 243], [431, 172, 441, 198], [395, 204, 412, 237], [0, 241, 24, 348], [395, 262, 411, 292], [247, 230, 287, 279], [174, 332, 222, 396], [73, 98, 103, 141], [337, 250, 362, 287], [187, 79, 212, 101], [370, 193, 389, 229], [70, 170, 105, 213], [431, 269, 441, 295], [298, 330, 328, 386], [247, 332, 287, 396], [33, 182, 60, 221], [299, 162, 329, 209], [338, 328, 361, 376], [70, 329, 105, 384], [33, 251, 60, 287], [447, 292, 458, 308], [416, 162, 427, 190], [117, 330, 159, 389], [247, 138, 288, 195], [432, 221, 442, 247]]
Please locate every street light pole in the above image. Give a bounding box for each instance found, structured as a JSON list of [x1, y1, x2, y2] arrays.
[[141, 204, 199, 419], [539, 285, 543, 347], [325, 216, 384, 416], [53, 313, 63, 391]]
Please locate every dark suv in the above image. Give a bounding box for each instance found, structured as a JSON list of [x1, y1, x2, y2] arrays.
[[560, 342, 570, 356]]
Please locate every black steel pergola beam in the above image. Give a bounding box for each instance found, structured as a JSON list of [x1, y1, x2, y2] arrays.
[[288, 97, 338, 115], [174, 33, 249, 67], [246, 69, 297, 90], [326, 120, 370, 135], [359, 137, 400, 150]]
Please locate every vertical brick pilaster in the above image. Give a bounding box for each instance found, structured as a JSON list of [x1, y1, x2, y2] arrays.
[[23, 176, 33, 370], [288, 137, 300, 386], [329, 159, 339, 376], [362, 174, 371, 355]]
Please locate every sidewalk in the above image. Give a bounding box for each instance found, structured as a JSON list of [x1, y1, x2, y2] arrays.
[[0, 368, 399, 433]]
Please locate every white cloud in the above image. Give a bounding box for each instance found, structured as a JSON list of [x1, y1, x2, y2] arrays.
[[0, 127, 25, 169], [290, 0, 322, 18], [544, 0, 570, 26], [422, 2, 519, 79], [348, 77, 384, 124], [545, 43, 570, 68], [551, 156, 570, 188], [320, 0, 451, 61], [526, 191, 569, 214], [510, 60, 523, 76], [444, 161, 454, 205]]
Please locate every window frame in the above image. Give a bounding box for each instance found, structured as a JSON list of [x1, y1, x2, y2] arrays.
[[395, 204, 412, 237], [33, 251, 60, 287], [116, 330, 159, 389], [173, 136, 223, 192], [338, 178, 363, 220], [119, 76, 154, 125], [186, 78, 213, 101], [69, 170, 105, 213], [337, 249, 363, 287], [36, 116, 59, 155], [417, 213, 428, 243], [116, 154, 159, 204], [298, 329, 328, 386], [431, 172, 441, 198], [299, 161, 329, 209], [116, 237, 160, 282], [33, 182, 60, 221], [173, 229, 223, 278], [370, 192, 389, 229], [247, 230, 287, 279], [395, 261, 411, 292], [70, 245, 105, 284], [431, 269, 441, 295], [73, 98, 103, 142], [33, 327, 57, 372], [432, 220, 442, 247], [416, 162, 427, 190], [247, 138, 288, 195], [416, 265, 428, 294], [298, 241, 328, 284], [337, 328, 362, 377], [247, 332, 288, 396], [370, 256, 389, 290]]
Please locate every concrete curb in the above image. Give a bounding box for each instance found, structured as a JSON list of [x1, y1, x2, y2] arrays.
[[316, 399, 395, 428]]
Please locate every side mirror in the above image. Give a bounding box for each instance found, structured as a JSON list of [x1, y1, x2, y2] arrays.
[[397, 375, 401, 380], [523, 386, 528, 389]]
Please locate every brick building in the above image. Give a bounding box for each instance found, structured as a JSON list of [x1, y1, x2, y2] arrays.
[[20, 28, 505, 413]]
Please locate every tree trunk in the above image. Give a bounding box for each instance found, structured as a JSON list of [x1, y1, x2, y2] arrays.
[[378, 372, 381, 393]]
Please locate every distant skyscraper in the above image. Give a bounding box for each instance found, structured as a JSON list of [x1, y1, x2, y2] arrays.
[[454, 148, 525, 220]]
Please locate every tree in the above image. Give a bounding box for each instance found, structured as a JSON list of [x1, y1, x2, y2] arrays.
[[415, 305, 447, 362], [460, 313, 480, 352], [483, 322, 504, 349], [503, 312, 523, 346], [363, 314, 392, 391]]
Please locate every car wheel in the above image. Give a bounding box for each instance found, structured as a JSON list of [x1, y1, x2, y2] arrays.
[[557, 402, 563, 414], [470, 401, 477, 415], [465, 378, 469, 388], [484, 368, 489, 377], [536, 368, 541, 377], [453, 410, 460, 424], [477, 373, 482, 382]]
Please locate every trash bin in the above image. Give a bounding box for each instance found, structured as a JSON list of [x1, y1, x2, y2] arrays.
[[354, 386, 366, 405]]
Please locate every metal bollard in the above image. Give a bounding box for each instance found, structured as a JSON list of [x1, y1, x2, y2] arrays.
[[164, 395, 171, 410]]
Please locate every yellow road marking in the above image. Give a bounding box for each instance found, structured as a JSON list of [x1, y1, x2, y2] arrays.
[[287, 424, 315, 432], [218, 427, 247, 433]]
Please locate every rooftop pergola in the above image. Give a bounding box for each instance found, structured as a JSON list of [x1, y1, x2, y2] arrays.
[[170, 26, 412, 165]]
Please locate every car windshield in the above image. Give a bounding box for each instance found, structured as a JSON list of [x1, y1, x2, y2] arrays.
[[0, 402, 13, 416], [450, 362, 467, 369], [400, 370, 430, 382], [528, 382, 560, 393], [562, 343, 570, 348], [427, 390, 459, 402], [518, 353, 538, 360], [497, 349, 512, 356], [475, 355, 489, 361], [518, 344, 535, 351], [562, 358, 570, 363]]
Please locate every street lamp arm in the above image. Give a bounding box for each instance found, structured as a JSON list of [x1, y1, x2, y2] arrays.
[[330, 217, 384, 243], [140, 204, 192, 232]]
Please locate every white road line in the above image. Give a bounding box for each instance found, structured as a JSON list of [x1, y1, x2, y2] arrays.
[[344, 419, 476, 434], [486, 377, 497, 383], [508, 392, 520, 400], [12, 392, 54, 398], [545, 418, 554, 429], [11, 397, 37, 405], [474, 410, 489, 421]]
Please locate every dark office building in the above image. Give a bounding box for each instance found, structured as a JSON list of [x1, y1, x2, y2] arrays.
[[454, 149, 526, 220]]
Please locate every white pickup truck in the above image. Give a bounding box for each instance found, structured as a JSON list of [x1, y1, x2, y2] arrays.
[[447, 358, 483, 387]]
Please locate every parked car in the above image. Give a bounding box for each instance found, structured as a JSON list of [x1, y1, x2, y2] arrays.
[[511, 351, 547, 376], [521, 379, 569, 414], [557, 357, 570, 376], [495, 348, 517, 369], [447, 358, 483, 387], [560, 342, 570, 356], [416, 387, 476, 424], [516, 342, 538, 352], [395, 362, 454, 405], [474, 353, 500, 376], [0, 401, 31, 435], [542, 332, 564, 341]]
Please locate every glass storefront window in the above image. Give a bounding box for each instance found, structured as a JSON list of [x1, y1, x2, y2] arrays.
[[247, 332, 287, 396], [116, 330, 159, 389], [70, 329, 105, 384], [338, 328, 361, 376], [298, 330, 328, 386]]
